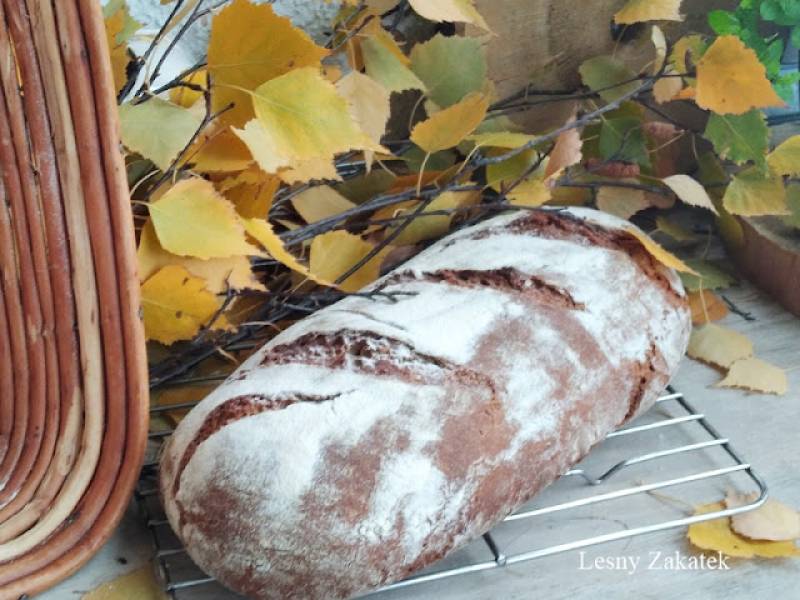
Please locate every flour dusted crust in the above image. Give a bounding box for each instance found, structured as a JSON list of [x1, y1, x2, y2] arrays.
[[160, 207, 691, 600]]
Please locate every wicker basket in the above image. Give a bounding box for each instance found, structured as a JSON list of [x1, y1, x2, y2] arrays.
[[0, 1, 148, 597]]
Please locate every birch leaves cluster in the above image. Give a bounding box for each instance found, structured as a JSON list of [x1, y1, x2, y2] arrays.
[[106, 0, 796, 398]]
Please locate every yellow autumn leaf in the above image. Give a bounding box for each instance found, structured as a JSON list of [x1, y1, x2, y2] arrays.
[[662, 174, 718, 214], [149, 178, 259, 259], [208, 0, 328, 127], [336, 71, 391, 170], [716, 357, 788, 395], [119, 98, 203, 171], [221, 169, 281, 219], [104, 3, 132, 96], [141, 266, 227, 345], [653, 73, 684, 104], [292, 185, 356, 224], [767, 135, 800, 176], [390, 190, 481, 244], [82, 564, 167, 600], [508, 178, 552, 208], [597, 187, 649, 219], [614, 0, 684, 24], [696, 36, 784, 115], [624, 227, 697, 274], [687, 323, 753, 369], [169, 69, 206, 108], [687, 502, 800, 558], [276, 156, 342, 184], [188, 127, 253, 173], [138, 221, 264, 294], [688, 290, 729, 325], [722, 168, 789, 216], [244, 218, 331, 286], [467, 131, 537, 149], [411, 93, 488, 153], [236, 68, 382, 174], [408, 0, 489, 30], [310, 231, 388, 292], [727, 492, 800, 542]]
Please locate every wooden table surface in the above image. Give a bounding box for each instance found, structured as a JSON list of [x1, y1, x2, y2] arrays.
[[39, 279, 799, 599]]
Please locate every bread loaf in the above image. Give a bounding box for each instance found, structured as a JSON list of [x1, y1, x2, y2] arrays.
[[160, 207, 691, 600]]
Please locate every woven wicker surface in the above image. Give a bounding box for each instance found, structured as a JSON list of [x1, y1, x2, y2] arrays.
[[0, 1, 148, 597]]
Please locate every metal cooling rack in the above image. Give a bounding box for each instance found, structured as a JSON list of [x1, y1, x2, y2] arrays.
[[136, 386, 768, 599]]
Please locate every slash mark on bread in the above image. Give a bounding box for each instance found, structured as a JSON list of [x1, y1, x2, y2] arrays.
[[381, 267, 585, 310]]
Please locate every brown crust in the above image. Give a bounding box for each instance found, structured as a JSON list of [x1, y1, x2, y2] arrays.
[[381, 267, 585, 310], [261, 330, 457, 384], [466, 210, 685, 307]]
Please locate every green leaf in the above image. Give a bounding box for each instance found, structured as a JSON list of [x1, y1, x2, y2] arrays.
[[599, 116, 650, 167], [679, 259, 738, 292], [579, 55, 639, 103], [704, 110, 769, 168], [119, 97, 203, 171], [792, 26, 800, 49], [723, 167, 788, 216], [362, 37, 426, 94], [708, 10, 740, 35], [410, 34, 487, 108], [783, 183, 800, 229]]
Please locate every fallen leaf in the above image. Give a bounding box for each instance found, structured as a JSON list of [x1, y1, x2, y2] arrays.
[[704, 110, 769, 167], [726, 492, 800, 542], [207, 0, 328, 127], [723, 168, 789, 217], [276, 156, 342, 185], [82, 564, 167, 600], [149, 178, 258, 259], [244, 218, 329, 285], [119, 98, 203, 171], [579, 55, 639, 103], [687, 323, 753, 369], [783, 183, 800, 229], [598, 116, 650, 167], [624, 227, 698, 274], [410, 92, 488, 153], [486, 148, 540, 191], [614, 0, 684, 24], [767, 135, 800, 176], [716, 357, 788, 395], [407, 0, 489, 29], [670, 34, 707, 75], [680, 259, 737, 292], [138, 221, 264, 294], [596, 186, 649, 219], [662, 175, 718, 214], [141, 266, 226, 345], [237, 68, 382, 173], [336, 71, 391, 170], [687, 502, 800, 558], [651, 25, 668, 73], [361, 35, 426, 94], [688, 290, 729, 325], [310, 231, 388, 292], [655, 215, 697, 242], [292, 185, 356, 224], [695, 35, 784, 115], [410, 33, 488, 108]]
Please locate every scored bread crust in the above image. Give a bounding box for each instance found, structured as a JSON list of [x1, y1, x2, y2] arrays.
[[160, 207, 691, 600]]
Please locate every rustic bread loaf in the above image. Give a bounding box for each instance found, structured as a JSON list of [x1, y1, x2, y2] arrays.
[[160, 207, 691, 600]]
